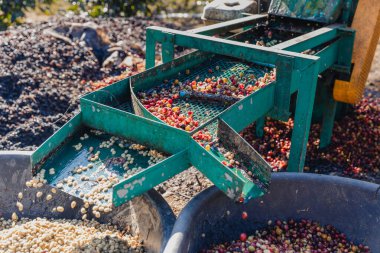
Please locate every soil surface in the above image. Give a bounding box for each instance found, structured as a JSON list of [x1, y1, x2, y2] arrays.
[[0, 16, 180, 150]]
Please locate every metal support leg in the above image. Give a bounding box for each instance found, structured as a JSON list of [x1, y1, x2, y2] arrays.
[[162, 33, 175, 64], [319, 85, 337, 148], [255, 116, 265, 138], [288, 63, 319, 172], [270, 57, 294, 121], [146, 29, 156, 69]]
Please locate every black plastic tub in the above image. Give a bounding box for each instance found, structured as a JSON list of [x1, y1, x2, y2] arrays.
[[0, 151, 176, 253], [164, 173, 380, 253]]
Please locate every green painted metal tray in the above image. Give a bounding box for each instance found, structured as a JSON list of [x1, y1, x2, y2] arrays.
[[31, 49, 273, 209], [36, 126, 172, 207], [130, 52, 275, 133]]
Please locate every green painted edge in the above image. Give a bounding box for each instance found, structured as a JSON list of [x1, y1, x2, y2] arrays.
[[31, 113, 82, 169], [80, 97, 190, 154], [112, 149, 191, 206]]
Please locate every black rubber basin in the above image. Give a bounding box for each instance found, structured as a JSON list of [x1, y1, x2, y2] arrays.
[[164, 173, 380, 253], [0, 151, 176, 253]]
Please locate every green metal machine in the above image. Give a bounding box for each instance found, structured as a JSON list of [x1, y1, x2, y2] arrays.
[[30, 0, 378, 213]]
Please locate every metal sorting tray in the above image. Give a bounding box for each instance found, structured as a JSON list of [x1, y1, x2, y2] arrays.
[[37, 127, 170, 208], [130, 53, 274, 132], [31, 50, 274, 207]]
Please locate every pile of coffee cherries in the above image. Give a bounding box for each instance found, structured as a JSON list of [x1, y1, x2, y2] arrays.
[[241, 92, 380, 181], [192, 129, 213, 147], [205, 219, 370, 253], [137, 65, 276, 132], [139, 91, 199, 131], [253, 31, 280, 47], [241, 119, 291, 172]]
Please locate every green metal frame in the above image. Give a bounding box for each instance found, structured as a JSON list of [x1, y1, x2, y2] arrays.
[[144, 20, 354, 172], [31, 14, 355, 208], [146, 14, 268, 69]]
